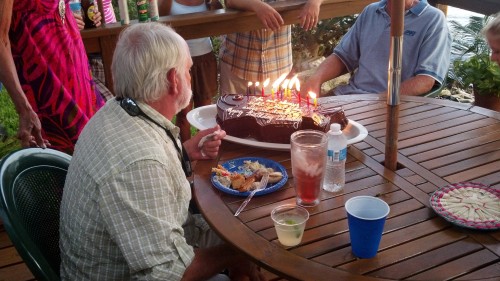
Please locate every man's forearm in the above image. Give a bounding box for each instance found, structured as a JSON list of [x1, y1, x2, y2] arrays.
[[315, 54, 349, 84], [399, 75, 436, 96]]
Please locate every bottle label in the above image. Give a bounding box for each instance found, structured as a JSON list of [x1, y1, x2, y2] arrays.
[[328, 147, 347, 161], [137, 0, 150, 22], [339, 147, 347, 161]]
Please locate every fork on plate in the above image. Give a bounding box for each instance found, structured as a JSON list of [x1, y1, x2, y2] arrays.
[[234, 173, 269, 217]]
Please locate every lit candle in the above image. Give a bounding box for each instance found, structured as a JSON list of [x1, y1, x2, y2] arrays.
[[282, 79, 289, 100], [262, 78, 270, 97], [306, 94, 310, 109], [309, 91, 317, 108], [254, 81, 258, 96], [247, 81, 252, 99], [288, 78, 295, 101], [296, 80, 301, 105], [273, 73, 287, 99]]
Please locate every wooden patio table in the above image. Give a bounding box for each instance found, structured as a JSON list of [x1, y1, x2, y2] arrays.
[[192, 94, 500, 281]]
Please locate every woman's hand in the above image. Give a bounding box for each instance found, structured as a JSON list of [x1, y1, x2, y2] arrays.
[[73, 13, 85, 30], [92, 10, 102, 27], [16, 105, 49, 149], [298, 0, 322, 31]]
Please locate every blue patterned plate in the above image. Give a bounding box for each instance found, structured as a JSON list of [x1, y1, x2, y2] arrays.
[[211, 157, 288, 197]]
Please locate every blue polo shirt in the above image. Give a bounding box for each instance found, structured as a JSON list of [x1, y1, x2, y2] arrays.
[[334, 0, 451, 95]]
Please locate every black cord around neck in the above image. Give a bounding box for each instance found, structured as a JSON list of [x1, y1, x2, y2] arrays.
[[117, 97, 192, 177]]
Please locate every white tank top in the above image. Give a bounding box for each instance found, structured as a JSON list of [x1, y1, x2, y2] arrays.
[[170, 0, 213, 57]]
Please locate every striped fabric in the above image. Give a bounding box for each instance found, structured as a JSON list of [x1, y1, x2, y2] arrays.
[[10, 0, 104, 154], [102, 0, 116, 24]]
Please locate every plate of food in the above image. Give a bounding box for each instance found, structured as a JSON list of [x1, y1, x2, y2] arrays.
[[211, 157, 288, 197], [429, 182, 500, 230], [187, 105, 368, 151]]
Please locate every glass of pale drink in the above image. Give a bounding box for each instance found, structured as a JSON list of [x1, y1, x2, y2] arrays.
[[271, 204, 309, 246], [290, 130, 327, 207]]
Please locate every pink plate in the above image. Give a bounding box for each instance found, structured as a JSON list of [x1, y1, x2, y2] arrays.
[[430, 182, 500, 230]]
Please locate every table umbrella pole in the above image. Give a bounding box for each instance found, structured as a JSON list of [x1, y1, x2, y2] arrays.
[[385, 0, 405, 171]]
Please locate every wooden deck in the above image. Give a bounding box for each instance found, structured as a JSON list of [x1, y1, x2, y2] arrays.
[[0, 220, 35, 281]]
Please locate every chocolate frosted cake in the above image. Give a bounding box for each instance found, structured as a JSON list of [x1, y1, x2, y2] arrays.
[[216, 95, 348, 144]]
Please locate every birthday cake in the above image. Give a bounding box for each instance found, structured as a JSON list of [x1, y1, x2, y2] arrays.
[[216, 95, 348, 144]]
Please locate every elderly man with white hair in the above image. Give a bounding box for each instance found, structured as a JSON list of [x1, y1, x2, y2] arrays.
[[60, 22, 266, 281]]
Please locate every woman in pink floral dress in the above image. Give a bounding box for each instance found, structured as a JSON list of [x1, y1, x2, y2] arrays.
[[0, 0, 104, 154]]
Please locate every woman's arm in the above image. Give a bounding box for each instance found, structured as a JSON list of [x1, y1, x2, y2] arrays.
[[0, 0, 47, 148]]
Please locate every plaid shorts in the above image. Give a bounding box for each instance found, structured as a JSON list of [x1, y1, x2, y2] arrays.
[[89, 55, 114, 101], [191, 51, 218, 105]]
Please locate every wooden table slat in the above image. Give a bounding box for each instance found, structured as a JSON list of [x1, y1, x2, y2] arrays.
[[409, 249, 499, 281], [423, 141, 500, 170]]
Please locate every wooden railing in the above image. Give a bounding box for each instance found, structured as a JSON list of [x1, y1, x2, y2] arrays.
[[81, 0, 500, 94], [429, 0, 498, 15], [81, 0, 377, 93]]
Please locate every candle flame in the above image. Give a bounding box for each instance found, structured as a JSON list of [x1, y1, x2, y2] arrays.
[[296, 79, 301, 91], [289, 75, 299, 89], [263, 78, 270, 87], [308, 91, 316, 99], [248, 81, 253, 86], [282, 79, 290, 89], [255, 81, 260, 87], [273, 73, 287, 88]]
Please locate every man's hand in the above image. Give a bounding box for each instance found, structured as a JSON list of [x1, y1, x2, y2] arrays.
[[184, 125, 226, 160], [228, 257, 267, 281]]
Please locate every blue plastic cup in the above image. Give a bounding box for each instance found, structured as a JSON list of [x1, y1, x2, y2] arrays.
[[345, 196, 390, 258]]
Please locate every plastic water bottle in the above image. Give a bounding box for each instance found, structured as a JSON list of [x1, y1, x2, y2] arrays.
[[69, 0, 82, 17], [323, 123, 347, 193]]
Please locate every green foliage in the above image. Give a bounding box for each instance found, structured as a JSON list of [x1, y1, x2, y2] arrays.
[[448, 15, 500, 97], [291, 16, 356, 61], [0, 88, 19, 136], [112, 0, 138, 21], [453, 54, 500, 97], [449, 16, 491, 60], [0, 88, 21, 159]]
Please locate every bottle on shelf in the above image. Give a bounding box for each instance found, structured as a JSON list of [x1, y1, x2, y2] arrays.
[[69, 0, 82, 17], [82, 0, 98, 28], [323, 123, 347, 193]]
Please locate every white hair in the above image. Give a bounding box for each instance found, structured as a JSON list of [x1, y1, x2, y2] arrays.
[[112, 23, 190, 102], [482, 13, 500, 41]]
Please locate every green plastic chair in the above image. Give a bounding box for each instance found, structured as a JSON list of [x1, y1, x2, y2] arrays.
[[0, 148, 71, 281], [422, 80, 446, 98]]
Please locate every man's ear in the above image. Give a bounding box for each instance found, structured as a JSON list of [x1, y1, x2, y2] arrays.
[[167, 68, 178, 95]]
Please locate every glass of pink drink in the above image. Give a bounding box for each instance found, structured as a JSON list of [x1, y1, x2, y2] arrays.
[[291, 130, 327, 207]]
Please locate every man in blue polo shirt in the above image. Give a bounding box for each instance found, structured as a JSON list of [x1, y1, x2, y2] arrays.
[[303, 0, 451, 96]]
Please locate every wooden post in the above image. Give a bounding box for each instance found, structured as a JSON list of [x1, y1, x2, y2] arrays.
[[385, 0, 405, 171]]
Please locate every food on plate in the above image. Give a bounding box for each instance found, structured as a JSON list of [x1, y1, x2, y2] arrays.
[[216, 95, 348, 144], [230, 173, 245, 190], [268, 172, 284, 184], [211, 160, 284, 192]]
